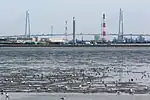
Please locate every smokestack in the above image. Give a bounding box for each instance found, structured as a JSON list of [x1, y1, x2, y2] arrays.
[[118, 8, 124, 42], [65, 20, 68, 41], [73, 17, 76, 45], [102, 13, 106, 37]]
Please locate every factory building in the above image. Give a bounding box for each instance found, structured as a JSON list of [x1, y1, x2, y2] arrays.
[[49, 38, 65, 43], [47, 38, 66, 44], [7, 38, 17, 43], [0, 38, 17, 43], [16, 37, 33, 43], [0, 38, 10, 43]]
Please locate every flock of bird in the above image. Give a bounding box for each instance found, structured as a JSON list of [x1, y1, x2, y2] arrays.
[[1, 90, 9, 99]]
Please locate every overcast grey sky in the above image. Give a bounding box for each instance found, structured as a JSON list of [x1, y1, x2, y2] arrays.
[[0, 0, 149, 36]]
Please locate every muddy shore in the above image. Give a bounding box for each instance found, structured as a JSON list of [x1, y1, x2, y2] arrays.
[[0, 66, 149, 94]]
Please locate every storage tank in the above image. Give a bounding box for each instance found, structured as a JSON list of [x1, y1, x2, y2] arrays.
[[94, 35, 100, 42]]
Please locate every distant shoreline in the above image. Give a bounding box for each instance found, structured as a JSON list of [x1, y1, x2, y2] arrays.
[[1, 44, 150, 47]]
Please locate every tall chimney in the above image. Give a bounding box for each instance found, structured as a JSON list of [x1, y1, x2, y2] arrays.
[[73, 17, 76, 45]]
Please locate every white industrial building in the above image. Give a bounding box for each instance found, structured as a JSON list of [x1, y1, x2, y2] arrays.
[[49, 38, 66, 43], [16, 38, 33, 43]]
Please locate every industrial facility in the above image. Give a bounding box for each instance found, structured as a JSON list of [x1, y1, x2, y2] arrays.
[[0, 9, 150, 47]]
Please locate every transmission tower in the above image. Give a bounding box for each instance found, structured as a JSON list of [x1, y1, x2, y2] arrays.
[[118, 8, 124, 42], [25, 10, 31, 38]]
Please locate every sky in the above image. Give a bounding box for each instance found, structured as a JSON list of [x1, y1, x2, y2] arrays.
[[0, 0, 150, 39]]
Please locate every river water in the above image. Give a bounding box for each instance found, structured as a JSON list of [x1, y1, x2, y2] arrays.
[[1, 47, 150, 69]]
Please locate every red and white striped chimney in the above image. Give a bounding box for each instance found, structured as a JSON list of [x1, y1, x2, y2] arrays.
[[102, 13, 106, 37]]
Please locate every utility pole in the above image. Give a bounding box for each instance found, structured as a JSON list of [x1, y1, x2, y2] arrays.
[[51, 26, 53, 39]]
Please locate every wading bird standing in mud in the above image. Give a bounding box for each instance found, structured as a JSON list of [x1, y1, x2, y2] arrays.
[[60, 96, 66, 100], [117, 91, 121, 95], [1, 89, 3, 95], [129, 88, 135, 95], [5, 92, 9, 99]]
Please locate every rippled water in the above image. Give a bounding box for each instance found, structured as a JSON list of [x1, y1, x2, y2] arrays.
[[0, 47, 150, 69]]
